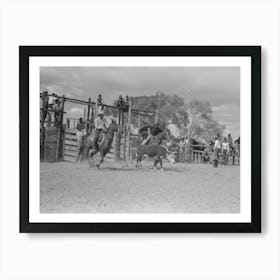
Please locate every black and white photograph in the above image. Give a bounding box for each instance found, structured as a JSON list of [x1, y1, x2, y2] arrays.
[[40, 66, 241, 214], [20, 46, 261, 232]]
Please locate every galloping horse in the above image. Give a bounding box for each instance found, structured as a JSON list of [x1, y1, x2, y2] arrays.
[[146, 128, 172, 146], [79, 121, 119, 168]]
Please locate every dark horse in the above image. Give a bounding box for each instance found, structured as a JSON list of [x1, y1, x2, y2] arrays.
[[145, 129, 172, 146], [79, 121, 119, 169]]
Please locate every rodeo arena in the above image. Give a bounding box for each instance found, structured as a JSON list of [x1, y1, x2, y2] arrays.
[[40, 91, 241, 213]]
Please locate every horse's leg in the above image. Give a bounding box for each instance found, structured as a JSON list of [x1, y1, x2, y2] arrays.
[[88, 148, 93, 168], [159, 158, 163, 171], [153, 157, 158, 170], [100, 151, 104, 164], [90, 150, 100, 168], [136, 157, 140, 168], [95, 150, 104, 170], [82, 144, 89, 164]]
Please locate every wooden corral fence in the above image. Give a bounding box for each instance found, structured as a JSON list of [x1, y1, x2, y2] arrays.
[[40, 93, 96, 162], [63, 128, 142, 163], [181, 145, 240, 165], [56, 93, 149, 164], [41, 91, 177, 164], [63, 129, 78, 162]]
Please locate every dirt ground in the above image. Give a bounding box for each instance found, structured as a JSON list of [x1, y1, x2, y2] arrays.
[[40, 160, 240, 213]]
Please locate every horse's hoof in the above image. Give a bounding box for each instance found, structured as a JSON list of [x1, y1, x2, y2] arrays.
[[160, 168, 164, 171]]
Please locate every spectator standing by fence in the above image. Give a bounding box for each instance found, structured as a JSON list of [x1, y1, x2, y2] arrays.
[[213, 136, 221, 168], [228, 133, 233, 148], [222, 137, 230, 165], [75, 118, 87, 162], [178, 139, 185, 163], [48, 93, 58, 126], [234, 136, 240, 164], [40, 91, 49, 125], [53, 99, 63, 128]]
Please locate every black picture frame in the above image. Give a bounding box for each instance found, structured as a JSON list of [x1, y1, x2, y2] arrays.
[[20, 46, 261, 233]]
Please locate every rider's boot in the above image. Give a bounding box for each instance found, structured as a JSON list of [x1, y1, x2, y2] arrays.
[[91, 143, 98, 153]]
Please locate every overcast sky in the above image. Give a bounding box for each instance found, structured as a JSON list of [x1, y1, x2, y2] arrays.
[[40, 66, 240, 138]]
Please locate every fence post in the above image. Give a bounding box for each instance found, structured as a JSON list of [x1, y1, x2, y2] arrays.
[[114, 131, 121, 161], [83, 107, 86, 120], [155, 109, 158, 123], [87, 98, 91, 132], [123, 131, 126, 160], [127, 99, 132, 163], [55, 95, 65, 161], [137, 114, 141, 133], [40, 110, 45, 160], [60, 95, 65, 160]]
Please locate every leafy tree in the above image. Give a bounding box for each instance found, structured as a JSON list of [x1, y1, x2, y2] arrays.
[[104, 93, 225, 141], [130, 92, 188, 129], [200, 118, 225, 143], [186, 100, 225, 142]]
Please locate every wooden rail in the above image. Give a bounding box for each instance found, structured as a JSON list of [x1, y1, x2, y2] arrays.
[[179, 146, 239, 165], [41, 91, 156, 162]]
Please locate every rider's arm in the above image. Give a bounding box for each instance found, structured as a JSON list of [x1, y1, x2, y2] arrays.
[[94, 118, 100, 129], [213, 140, 218, 150], [104, 119, 109, 129]]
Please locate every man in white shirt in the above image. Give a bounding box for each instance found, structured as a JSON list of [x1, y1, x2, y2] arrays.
[[222, 137, 230, 165], [167, 120, 180, 138], [92, 112, 108, 150], [48, 93, 57, 107], [48, 93, 58, 126]]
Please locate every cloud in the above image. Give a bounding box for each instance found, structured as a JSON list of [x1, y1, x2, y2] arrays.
[[40, 66, 240, 137], [68, 107, 85, 117], [40, 66, 239, 105], [212, 104, 240, 138]]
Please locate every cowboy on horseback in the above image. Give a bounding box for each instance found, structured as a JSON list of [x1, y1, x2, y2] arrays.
[[92, 111, 108, 151]]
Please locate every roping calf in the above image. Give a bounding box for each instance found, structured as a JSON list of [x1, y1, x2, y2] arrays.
[[136, 144, 175, 170]]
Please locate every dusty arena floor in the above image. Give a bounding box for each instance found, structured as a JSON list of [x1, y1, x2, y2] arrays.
[[40, 160, 240, 213]]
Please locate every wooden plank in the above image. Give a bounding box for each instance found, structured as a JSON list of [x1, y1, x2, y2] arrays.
[[63, 152, 76, 157], [65, 129, 77, 134], [64, 145, 78, 152], [64, 134, 77, 140], [65, 139, 78, 146], [64, 155, 76, 162], [65, 134, 78, 142], [64, 150, 78, 157]]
